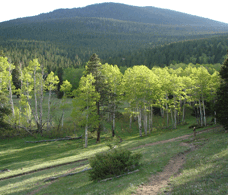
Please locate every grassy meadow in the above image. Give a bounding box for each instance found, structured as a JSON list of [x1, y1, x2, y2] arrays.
[[0, 96, 227, 194]]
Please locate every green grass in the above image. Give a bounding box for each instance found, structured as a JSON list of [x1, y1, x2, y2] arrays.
[[1, 123, 225, 194], [1, 97, 226, 194], [160, 129, 228, 195], [0, 137, 189, 195]]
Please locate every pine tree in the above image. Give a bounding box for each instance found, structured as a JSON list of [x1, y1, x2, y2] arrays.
[[215, 51, 228, 130], [85, 54, 106, 142]]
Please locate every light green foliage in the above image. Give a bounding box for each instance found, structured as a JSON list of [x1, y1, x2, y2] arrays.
[[102, 63, 123, 136], [0, 56, 17, 129], [45, 71, 59, 91], [60, 80, 72, 94], [72, 74, 100, 147], [0, 56, 15, 91]]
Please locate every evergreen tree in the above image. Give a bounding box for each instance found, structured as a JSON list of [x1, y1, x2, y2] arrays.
[[0, 91, 11, 132], [57, 67, 64, 99], [215, 51, 228, 130], [85, 54, 107, 142]]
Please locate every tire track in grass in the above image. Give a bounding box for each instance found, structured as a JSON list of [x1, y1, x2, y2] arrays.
[[0, 158, 88, 181], [135, 142, 195, 195], [1, 126, 219, 181], [134, 127, 220, 195], [132, 127, 217, 150]]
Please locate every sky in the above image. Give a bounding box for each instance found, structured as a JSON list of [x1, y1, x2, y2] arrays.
[[1, 0, 228, 24]]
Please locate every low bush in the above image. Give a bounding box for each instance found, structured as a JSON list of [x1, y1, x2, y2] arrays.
[[88, 147, 142, 181]]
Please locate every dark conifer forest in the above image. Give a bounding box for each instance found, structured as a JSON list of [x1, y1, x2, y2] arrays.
[[1, 2, 228, 72]]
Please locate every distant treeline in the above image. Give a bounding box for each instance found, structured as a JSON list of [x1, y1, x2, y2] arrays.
[[106, 34, 228, 68], [1, 34, 228, 73]]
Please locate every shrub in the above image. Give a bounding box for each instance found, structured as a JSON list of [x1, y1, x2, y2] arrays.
[[88, 147, 142, 181]]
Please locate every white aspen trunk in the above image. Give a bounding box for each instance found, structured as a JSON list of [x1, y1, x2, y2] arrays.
[[137, 106, 142, 137], [129, 103, 132, 129], [202, 95, 206, 126], [33, 66, 38, 122], [149, 106, 153, 133], [143, 105, 147, 136], [198, 99, 203, 126], [174, 96, 177, 129], [26, 81, 34, 129], [39, 68, 44, 132], [166, 94, 169, 127], [8, 64, 15, 116], [182, 99, 186, 122], [85, 107, 88, 148], [47, 88, 52, 131], [85, 92, 89, 148], [61, 111, 64, 131], [19, 64, 23, 126]]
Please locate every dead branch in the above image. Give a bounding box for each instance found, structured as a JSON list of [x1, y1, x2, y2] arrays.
[[17, 126, 37, 137], [44, 167, 92, 182]]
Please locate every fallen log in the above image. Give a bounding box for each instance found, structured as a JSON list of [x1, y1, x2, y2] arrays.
[[25, 135, 82, 143], [44, 167, 92, 182]]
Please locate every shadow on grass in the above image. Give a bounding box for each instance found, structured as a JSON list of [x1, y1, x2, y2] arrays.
[[167, 132, 228, 195]]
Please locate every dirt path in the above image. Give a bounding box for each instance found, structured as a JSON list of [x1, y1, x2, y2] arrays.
[[133, 127, 218, 195], [135, 142, 195, 195], [132, 127, 215, 150]]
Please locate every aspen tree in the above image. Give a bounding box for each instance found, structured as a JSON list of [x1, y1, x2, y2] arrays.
[[72, 74, 100, 147], [101, 63, 122, 137], [45, 71, 59, 131]]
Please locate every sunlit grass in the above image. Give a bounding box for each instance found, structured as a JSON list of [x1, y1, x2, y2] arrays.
[[0, 97, 224, 194], [163, 130, 228, 195]]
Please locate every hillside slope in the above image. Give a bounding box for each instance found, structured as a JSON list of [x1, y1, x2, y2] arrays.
[[1, 3, 228, 29], [1, 3, 228, 67]]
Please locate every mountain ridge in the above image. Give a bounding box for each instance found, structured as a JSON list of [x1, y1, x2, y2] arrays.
[[1, 3, 228, 28], [1, 2, 228, 68]]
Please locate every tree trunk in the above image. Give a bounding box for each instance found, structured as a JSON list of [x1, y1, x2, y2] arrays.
[[138, 106, 142, 137], [47, 88, 52, 131], [182, 99, 186, 122], [143, 105, 147, 136], [199, 99, 203, 126], [129, 114, 132, 129], [166, 94, 169, 127], [202, 95, 206, 126], [149, 106, 153, 134], [96, 101, 101, 142], [33, 66, 39, 126], [8, 64, 14, 116], [39, 67, 44, 133], [85, 108, 88, 148], [170, 108, 174, 126], [174, 96, 177, 129], [160, 107, 164, 118], [112, 104, 116, 137]]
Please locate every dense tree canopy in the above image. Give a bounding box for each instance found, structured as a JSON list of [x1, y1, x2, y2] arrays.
[[215, 51, 228, 130]]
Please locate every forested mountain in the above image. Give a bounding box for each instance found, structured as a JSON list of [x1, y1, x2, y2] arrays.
[[1, 2, 228, 69], [2, 3, 228, 28], [107, 34, 228, 67]]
